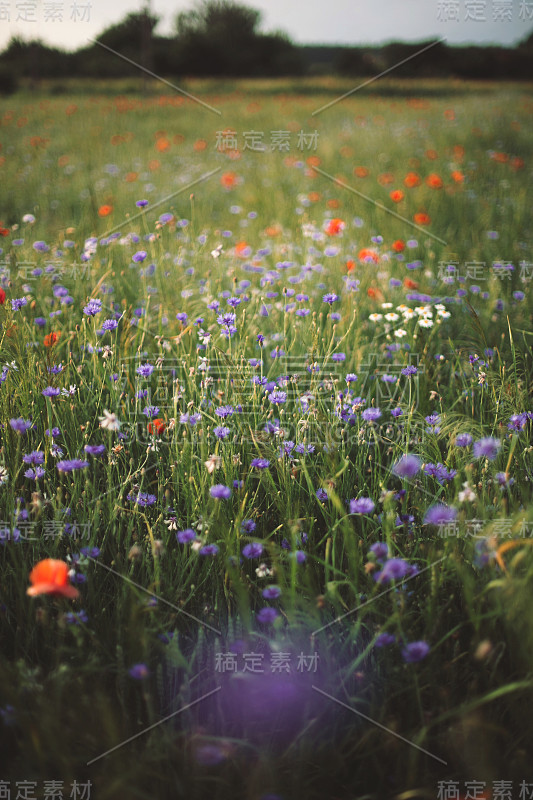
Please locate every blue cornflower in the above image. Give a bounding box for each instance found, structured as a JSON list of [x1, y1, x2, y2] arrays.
[[473, 437, 501, 460], [136, 363, 154, 378], [101, 319, 119, 332], [362, 408, 381, 422], [268, 390, 287, 404], [349, 497, 375, 515], [176, 529, 197, 544], [42, 386, 61, 398], [127, 492, 157, 506], [242, 542, 263, 559], [83, 299, 102, 316], [210, 484, 231, 500], [57, 459, 89, 473], [84, 444, 106, 457], [257, 607, 279, 624], [23, 451, 44, 465], [251, 458, 270, 469], [401, 641, 430, 663]]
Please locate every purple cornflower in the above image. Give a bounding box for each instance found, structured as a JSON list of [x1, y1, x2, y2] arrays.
[[251, 458, 270, 469], [391, 407, 403, 418], [142, 406, 160, 419], [180, 412, 201, 426], [57, 459, 89, 473], [401, 365, 418, 376], [101, 319, 119, 332], [454, 433, 473, 447], [199, 544, 219, 556], [242, 542, 264, 559], [262, 586, 282, 599], [495, 472, 514, 488], [24, 467, 45, 481], [268, 390, 287, 405], [83, 299, 102, 316], [374, 557, 410, 584], [316, 488, 328, 502], [423, 503, 458, 525], [374, 632, 396, 648], [210, 484, 231, 500], [127, 492, 157, 506], [425, 414, 441, 433], [256, 607, 279, 625], [473, 437, 501, 460], [507, 413, 528, 432], [64, 610, 89, 625], [129, 663, 150, 680], [42, 386, 61, 398], [176, 528, 197, 544], [362, 408, 381, 422], [401, 641, 430, 663], [23, 451, 44, 465], [241, 519, 256, 533], [214, 426, 230, 439], [84, 444, 106, 457], [215, 405, 234, 419], [9, 418, 32, 434], [11, 297, 28, 311], [345, 373, 357, 383], [323, 292, 340, 304], [349, 497, 375, 515], [392, 454, 421, 479], [132, 250, 147, 263], [370, 542, 388, 562], [136, 363, 154, 378]]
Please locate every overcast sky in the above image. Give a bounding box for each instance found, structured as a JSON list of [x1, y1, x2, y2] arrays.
[[1, 0, 531, 52]]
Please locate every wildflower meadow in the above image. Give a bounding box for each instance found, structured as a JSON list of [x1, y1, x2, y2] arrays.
[[1, 75, 533, 800]]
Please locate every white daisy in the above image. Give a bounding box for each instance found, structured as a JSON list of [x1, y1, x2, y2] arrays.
[[99, 409, 121, 431]]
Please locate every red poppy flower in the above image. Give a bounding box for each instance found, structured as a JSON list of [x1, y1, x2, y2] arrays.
[[413, 212, 431, 225], [392, 240, 405, 252], [358, 248, 379, 264], [367, 287, 384, 301], [220, 171, 238, 189], [326, 218, 345, 236], [148, 418, 166, 435], [0, 287, 5, 304], [426, 173, 443, 189], [404, 172, 421, 188], [44, 332, 60, 347], [27, 559, 80, 599], [390, 190, 404, 203]]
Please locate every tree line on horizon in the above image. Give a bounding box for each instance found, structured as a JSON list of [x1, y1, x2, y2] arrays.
[[1, 0, 533, 93]]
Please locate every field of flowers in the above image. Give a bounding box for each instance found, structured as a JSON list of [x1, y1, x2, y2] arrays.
[[1, 77, 533, 800]]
